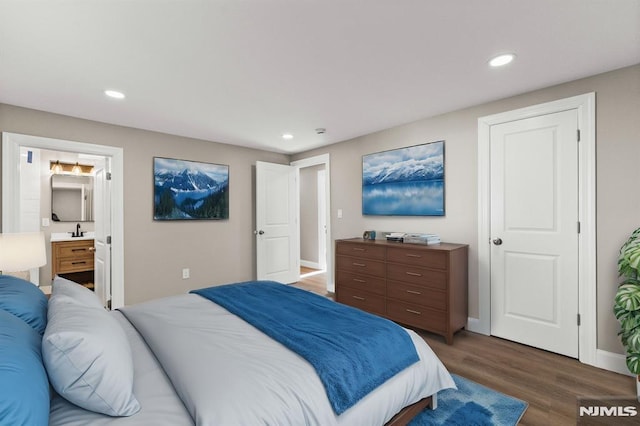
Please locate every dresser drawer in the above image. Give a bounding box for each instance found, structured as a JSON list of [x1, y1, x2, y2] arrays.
[[387, 281, 446, 310], [336, 242, 386, 261], [387, 300, 446, 333], [387, 263, 446, 289], [337, 287, 386, 316], [56, 257, 94, 274], [336, 255, 385, 278], [55, 242, 94, 259], [387, 246, 447, 269], [336, 270, 386, 295]]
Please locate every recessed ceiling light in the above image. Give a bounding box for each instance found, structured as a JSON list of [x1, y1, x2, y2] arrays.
[[489, 53, 515, 67], [104, 89, 125, 99], [282, 133, 293, 140]]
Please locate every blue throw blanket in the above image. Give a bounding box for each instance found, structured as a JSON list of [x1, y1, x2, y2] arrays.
[[191, 281, 419, 415]]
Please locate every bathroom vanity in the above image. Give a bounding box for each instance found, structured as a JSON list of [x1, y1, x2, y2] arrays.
[[51, 233, 95, 289]]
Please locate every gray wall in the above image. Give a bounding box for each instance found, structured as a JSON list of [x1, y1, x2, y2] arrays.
[[0, 104, 289, 305], [292, 64, 640, 355]]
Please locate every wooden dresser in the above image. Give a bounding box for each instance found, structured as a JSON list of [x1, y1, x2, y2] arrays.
[[335, 238, 468, 344], [51, 239, 95, 288]]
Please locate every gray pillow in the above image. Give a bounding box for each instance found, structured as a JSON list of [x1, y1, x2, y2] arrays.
[[43, 294, 140, 417], [52, 275, 103, 308]]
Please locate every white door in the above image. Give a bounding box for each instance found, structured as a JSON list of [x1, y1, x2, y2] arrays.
[[93, 166, 112, 309], [255, 161, 300, 283], [490, 109, 579, 358]]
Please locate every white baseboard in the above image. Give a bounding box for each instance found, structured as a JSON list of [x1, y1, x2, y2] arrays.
[[596, 349, 634, 377], [466, 317, 489, 335], [300, 260, 321, 270]]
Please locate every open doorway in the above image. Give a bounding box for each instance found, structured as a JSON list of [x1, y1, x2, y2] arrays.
[[2, 132, 125, 309], [291, 154, 332, 293]]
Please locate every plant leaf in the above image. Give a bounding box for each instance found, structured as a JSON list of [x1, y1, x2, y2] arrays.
[[614, 280, 640, 312], [627, 352, 640, 375]]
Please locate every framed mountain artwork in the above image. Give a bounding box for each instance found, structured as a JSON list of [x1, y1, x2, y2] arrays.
[[362, 140, 445, 216], [153, 157, 229, 220]]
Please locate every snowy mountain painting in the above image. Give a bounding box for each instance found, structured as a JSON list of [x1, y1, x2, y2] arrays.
[[362, 141, 444, 216], [154, 157, 229, 220]]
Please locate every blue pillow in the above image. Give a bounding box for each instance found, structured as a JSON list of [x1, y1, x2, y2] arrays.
[[0, 309, 50, 426], [0, 274, 48, 335]]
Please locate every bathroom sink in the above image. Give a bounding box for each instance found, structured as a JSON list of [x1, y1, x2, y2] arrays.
[[50, 232, 96, 242]]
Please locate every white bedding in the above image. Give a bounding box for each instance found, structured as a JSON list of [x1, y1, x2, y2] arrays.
[[50, 293, 454, 426]]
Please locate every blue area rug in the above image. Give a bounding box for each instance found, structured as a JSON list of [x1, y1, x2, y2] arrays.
[[409, 374, 528, 426]]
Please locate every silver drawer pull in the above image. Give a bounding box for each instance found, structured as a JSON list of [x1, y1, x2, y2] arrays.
[[353, 262, 366, 267], [406, 254, 421, 258], [352, 296, 365, 301], [406, 309, 422, 315], [353, 247, 366, 251], [353, 278, 366, 283], [406, 271, 422, 277], [406, 290, 422, 295]]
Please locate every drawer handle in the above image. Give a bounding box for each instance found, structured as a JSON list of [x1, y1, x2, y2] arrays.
[[352, 296, 365, 301], [353, 262, 366, 267], [71, 248, 87, 252], [352, 248, 366, 251], [406, 309, 422, 315], [71, 261, 87, 265], [406, 272, 422, 277], [406, 254, 422, 258], [406, 290, 422, 295], [353, 278, 366, 283]]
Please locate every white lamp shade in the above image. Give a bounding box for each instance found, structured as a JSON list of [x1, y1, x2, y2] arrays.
[[0, 232, 47, 272]]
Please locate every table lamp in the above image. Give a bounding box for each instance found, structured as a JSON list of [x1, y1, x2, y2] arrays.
[[0, 232, 47, 283]]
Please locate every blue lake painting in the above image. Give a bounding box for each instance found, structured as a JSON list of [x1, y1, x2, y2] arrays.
[[154, 157, 229, 220], [362, 141, 444, 216]]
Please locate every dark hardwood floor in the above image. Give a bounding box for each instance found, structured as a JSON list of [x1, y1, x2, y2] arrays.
[[292, 271, 635, 425]]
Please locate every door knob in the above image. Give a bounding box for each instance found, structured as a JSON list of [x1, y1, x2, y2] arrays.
[[492, 238, 503, 245]]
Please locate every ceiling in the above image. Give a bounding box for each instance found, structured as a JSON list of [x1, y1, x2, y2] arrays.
[[1, 1, 638, 154]]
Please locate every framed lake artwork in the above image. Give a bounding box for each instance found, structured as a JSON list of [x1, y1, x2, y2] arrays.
[[153, 157, 229, 220], [362, 140, 445, 216]]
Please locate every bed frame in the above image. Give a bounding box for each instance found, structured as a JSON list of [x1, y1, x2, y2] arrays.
[[385, 394, 435, 426]]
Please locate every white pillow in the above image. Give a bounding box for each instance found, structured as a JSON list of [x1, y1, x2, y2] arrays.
[[43, 295, 140, 416], [52, 275, 103, 308]]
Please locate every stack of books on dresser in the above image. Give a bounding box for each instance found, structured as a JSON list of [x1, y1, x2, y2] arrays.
[[403, 233, 441, 245], [385, 232, 406, 242]]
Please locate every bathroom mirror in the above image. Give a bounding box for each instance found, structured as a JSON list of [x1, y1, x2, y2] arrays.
[[51, 175, 94, 222]]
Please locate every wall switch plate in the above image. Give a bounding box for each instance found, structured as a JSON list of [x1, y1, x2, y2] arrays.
[[182, 268, 190, 279], [337, 209, 343, 219], [42, 218, 50, 227]]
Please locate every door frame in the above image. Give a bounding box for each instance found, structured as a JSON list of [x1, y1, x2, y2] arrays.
[[291, 154, 333, 292], [317, 168, 327, 271], [2, 132, 125, 308], [475, 93, 596, 366]]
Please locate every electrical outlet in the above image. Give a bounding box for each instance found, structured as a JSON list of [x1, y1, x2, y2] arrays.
[[182, 268, 190, 279]]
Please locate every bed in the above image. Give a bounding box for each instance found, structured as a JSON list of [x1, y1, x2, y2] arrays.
[[0, 274, 454, 426]]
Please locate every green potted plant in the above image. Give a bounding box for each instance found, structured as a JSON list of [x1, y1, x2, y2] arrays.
[[614, 227, 640, 399]]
